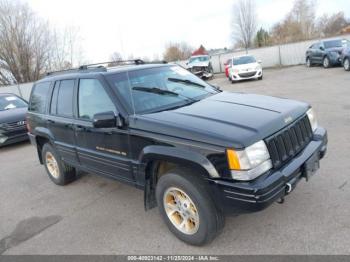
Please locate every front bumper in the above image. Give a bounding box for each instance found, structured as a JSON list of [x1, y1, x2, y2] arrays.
[[0, 131, 28, 147], [208, 127, 327, 214], [231, 69, 262, 81]]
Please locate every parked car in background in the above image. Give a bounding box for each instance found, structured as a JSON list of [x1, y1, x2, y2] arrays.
[[341, 45, 350, 71], [0, 93, 28, 147], [186, 55, 213, 79], [305, 38, 350, 68], [224, 58, 232, 78], [228, 55, 263, 83]]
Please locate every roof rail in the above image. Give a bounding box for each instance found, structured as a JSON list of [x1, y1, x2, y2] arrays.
[[45, 59, 168, 77]]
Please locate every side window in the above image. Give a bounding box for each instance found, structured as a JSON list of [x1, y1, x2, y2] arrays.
[[78, 79, 115, 120], [56, 80, 75, 117], [29, 82, 51, 113]]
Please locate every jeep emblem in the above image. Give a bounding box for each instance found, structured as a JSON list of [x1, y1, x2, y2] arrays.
[[284, 116, 293, 124]]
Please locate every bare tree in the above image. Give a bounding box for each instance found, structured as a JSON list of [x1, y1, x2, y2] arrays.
[[0, 0, 85, 85], [232, 0, 257, 51], [270, 0, 317, 44], [0, 0, 51, 84], [316, 12, 349, 37], [163, 42, 193, 62]]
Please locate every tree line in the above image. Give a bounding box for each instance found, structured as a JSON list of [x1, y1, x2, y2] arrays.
[[233, 0, 350, 50]]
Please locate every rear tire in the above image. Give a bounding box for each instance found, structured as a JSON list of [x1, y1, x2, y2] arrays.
[[323, 56, 331, 68], [344, 58, 350, 71], [156, 168, 224, 246], [42, 143, 76, 185]]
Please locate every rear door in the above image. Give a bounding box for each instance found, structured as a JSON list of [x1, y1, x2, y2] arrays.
[[48, 79, 79, 166], [74, 77, 133, 182]]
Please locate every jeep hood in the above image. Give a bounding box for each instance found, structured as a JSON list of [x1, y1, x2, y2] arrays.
[[131, 92, 309, 149]]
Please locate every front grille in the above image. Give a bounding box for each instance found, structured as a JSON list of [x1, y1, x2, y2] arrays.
[[191, 66, 204, 72], [238, 71, 256, 78], [265, 115, 313, 169], [1, 121, 26, 131]]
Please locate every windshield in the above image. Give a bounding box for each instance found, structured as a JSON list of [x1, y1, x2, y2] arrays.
[[189, 56, 209, 63], [233, 56, 256, 65], [324, 40, 342, 48], [106, 66, 218, 114], [0, 95, 27, 111]]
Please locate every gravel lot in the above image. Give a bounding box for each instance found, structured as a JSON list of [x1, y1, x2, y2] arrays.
[[0, 65, 349, 255]]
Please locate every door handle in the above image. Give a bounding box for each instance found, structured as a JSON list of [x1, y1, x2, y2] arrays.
[[47, 119, 55, 124], [75, 125, 90, 132]]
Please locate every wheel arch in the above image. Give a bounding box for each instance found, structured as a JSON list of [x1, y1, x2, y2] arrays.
[[34, 128, 55, 164], [140, 145, 220, 210]]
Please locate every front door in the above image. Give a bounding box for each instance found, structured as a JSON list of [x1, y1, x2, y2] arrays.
[[74, 78, 133, 183]]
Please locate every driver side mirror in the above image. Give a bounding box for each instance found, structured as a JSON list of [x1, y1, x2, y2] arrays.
[[258, 60, 262, 64], [93, 111, 124, 128], [319, 46, 324, 51]]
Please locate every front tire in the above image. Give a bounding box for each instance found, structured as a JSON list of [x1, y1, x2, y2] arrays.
[[344, 58, 350, 71], [323, 56, 331, 68], [42, 143, 76, 185], [156, 168, 224, 246]]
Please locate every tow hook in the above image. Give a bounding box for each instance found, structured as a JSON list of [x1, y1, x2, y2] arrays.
[[277, 183, 293, 204], [285, 183, 293, 194]]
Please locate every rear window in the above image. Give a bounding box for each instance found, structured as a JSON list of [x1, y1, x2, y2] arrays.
[[29, 82, 51, 113]]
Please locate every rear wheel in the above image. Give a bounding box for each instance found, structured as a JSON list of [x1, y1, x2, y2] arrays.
[[344, 58, 350, 71], [42, 143, 76, 185], [323, 56, 331, 68], [156, 168, 224, 246]]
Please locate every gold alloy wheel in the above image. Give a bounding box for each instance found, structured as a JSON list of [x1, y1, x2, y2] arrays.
[[45, 152, 59, 179], [163, 187, 200, 235]]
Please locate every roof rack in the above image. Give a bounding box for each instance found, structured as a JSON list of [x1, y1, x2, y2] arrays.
[[45, 59, 168, 77]]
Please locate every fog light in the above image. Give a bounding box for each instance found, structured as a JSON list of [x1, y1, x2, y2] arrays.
[[0, 135, 8, 144]]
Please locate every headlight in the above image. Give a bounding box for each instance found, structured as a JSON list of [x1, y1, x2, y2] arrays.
[[226, 141, 272, 181], [306, 108, 318, 132], [255, 65, 261, 70]]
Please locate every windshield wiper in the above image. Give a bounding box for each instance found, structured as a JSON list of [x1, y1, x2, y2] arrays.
[[167, 78, 205, 88], [133, 86, 179, 96]]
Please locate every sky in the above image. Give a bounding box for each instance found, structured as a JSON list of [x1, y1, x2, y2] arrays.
[[26, 0, 350, 63]]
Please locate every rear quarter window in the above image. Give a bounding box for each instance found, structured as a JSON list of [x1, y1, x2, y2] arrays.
[[29, 82, 51, 113]]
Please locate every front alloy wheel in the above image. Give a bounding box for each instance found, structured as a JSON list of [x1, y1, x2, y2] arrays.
[[344, 58, 350, 71], [163, 187, 200, 235]]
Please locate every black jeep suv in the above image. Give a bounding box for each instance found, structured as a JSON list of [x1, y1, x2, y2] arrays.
[[27, 60, 327, 246]]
